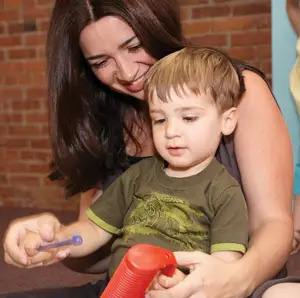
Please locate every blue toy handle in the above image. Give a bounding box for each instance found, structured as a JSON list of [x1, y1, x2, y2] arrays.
[[37, 235, 83, 251]]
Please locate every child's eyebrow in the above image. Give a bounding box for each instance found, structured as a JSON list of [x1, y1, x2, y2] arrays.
[[174, 107, 204, 112]]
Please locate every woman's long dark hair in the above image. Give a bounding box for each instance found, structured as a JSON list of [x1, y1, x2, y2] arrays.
[[47, 0, 184, 197]]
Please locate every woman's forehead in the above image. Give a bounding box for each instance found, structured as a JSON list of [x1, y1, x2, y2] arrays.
[[80, 16, 134, 45], [79, 16, 136, 55]]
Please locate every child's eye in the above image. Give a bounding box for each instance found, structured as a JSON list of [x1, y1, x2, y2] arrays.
[[183, 116, 198, 122], [153, 119, 165, 125], [90, 60, 107, 70]]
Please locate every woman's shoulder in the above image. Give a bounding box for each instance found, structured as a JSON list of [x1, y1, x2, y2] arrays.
[[234, 61, 273, 99], [235, 61, 266, 80]]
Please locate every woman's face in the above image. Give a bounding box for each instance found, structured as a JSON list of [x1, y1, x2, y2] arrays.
[[80, 16, 157, 100]]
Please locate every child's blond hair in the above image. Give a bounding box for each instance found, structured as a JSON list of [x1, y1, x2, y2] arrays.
[[144, 47, 245, 112]]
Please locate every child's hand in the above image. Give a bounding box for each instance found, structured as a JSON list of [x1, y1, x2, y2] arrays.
[[20, 231, 70, 267], [157, 268, 186, 289], [148, 268, 186, 291]]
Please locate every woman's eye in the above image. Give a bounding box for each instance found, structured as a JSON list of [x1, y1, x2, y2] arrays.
[[128, 44, 142, 53], [90, 60, 107, 70], [183, 116, 198, 122]]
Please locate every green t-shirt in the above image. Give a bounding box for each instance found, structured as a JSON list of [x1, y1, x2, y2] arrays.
[[87, 156, 248, 277]]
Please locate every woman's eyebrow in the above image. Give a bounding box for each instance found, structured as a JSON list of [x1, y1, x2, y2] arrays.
[[149, 109, 163, 114], [119, 36, 137, 49], [86, 36, 137, 61], [86, 54, 106, 61], [86, 53, 105, 60]]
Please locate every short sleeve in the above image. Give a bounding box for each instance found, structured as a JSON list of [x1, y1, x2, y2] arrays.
[[86, 164, 139, 235], [210, 186, 248, 254]]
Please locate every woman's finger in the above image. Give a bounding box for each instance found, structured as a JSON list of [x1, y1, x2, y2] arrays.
[[3, 224, 28, 266], [4, 252, 22, 267], [4, 251, 42, 268], [6, 250, 55, 268], [174, 251, 207, 266]]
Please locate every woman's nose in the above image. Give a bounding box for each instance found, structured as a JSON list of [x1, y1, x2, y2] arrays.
[[116, 56, 138, 83]]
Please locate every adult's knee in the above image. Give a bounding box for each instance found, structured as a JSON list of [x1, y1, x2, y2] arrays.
[[262, 283, 300, 298]]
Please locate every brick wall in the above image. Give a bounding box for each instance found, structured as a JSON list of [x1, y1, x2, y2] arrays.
[[181, 0, 271, 78], [0, 0, 271, 211]]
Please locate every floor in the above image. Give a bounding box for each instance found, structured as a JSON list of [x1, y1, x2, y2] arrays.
[[0, 207, 300, 294]]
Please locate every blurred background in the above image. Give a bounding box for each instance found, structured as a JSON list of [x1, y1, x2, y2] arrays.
[[0, 0, 274, 211], [0, 0, 299, 293]]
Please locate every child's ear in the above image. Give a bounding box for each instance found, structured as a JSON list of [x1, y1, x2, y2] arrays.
[[221, 107, 238, 136]]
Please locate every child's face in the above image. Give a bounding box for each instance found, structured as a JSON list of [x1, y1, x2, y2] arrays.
[[149, 87, 234, 176]]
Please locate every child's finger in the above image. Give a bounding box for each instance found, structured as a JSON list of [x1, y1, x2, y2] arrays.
[[28, 251, 55, 265], [152, 281, 165, 290], [158, 275, 177, 289], [22, 232, 42, 257], [146, 272, 159, 292], [4, 252, 26, 268], [158, 269, 186, 288]]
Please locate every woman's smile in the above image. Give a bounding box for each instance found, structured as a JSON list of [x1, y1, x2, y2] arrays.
[[124, 72, 147, 93]]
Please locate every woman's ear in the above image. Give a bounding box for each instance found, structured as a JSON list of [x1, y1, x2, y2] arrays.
[[221, 107, 238, 136]]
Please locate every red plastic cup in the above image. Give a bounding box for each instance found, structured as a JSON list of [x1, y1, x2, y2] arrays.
[[101, 244, 177, 298]]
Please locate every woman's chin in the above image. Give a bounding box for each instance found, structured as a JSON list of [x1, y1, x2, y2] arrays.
[[133, 91, 145, 101], [126, 88, 145, 100], [111, 87, 145, 101]]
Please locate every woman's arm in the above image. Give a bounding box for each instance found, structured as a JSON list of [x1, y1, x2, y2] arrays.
[[212, 251, 242, 263], [233, 70, 293, 294], [286, 0, 300, 36], [62, 188, 114, 274]]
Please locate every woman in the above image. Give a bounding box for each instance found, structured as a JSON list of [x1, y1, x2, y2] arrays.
[[2, 0, 294, 297], [259, 1, 300, 297]]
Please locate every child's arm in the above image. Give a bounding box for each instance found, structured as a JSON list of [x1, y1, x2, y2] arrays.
[[57, 219, 113, 257]]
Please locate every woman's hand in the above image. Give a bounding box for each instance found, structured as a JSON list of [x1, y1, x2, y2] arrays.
[[292, 196, 300, 254], [286, 0, 300, 35], [146, 251, 242, 298], [3, 213, 62, 267], [18, 230, 69, 268], [292, 230, 300, 254], [286, 0, 299, 9]]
